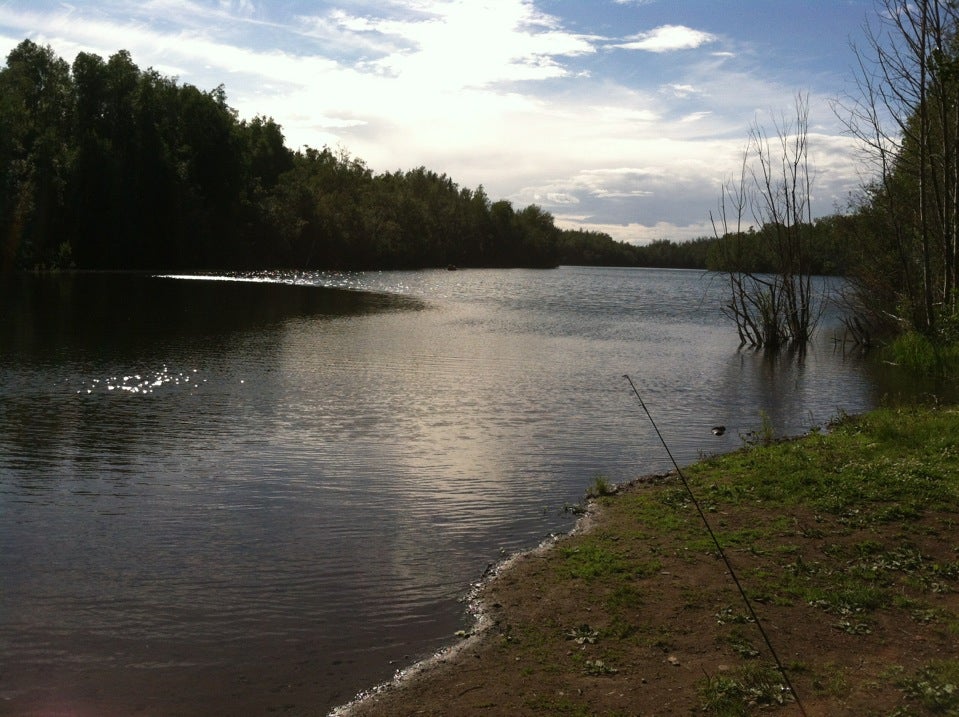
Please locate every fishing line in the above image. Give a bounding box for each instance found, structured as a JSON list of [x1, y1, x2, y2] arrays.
[[623, 374, 807, 717]]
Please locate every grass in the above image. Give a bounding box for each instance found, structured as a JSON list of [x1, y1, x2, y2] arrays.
[[698, 663, 794, 716], [585, 474, 616, 499], [885, 331, 959, 376], [895, 660, 959, 714], [687, 406, 959, 520], [596, 405, 959, 714], [559, 544, 626, 580]]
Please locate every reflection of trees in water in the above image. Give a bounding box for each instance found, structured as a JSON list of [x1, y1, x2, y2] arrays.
[[0, 273, 420, 362], [713, 345, 834, 440], [0, 273, 421, 477]]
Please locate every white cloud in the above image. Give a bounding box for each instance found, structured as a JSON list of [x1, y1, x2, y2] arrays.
[[664, 83, 703, 98], [680, 111, 713, 123], [0, 5, 340, 84], [341, 0, 596, 90], [616, 25, 716, 53], [554, 215, 715, 245]]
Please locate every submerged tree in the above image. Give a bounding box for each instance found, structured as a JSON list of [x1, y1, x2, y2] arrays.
[[711, 94, 824, 349]]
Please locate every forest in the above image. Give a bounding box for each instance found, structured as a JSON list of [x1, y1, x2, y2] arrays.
[[0, 40, 596, 273], [0, 39, 854, 275]]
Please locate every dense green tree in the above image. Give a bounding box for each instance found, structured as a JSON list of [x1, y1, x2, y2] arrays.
[[5, 41, 569, 271], [69, 51, 114, 266], [515, 205, 560, 266], [0, 40, 73, 270]]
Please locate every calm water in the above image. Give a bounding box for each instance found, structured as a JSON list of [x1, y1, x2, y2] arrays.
[[0, 267, 926, 715]]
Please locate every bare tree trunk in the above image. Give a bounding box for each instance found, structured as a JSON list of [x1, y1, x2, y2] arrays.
[[917, 1, 936, 332], [711, 95, 822, 349]]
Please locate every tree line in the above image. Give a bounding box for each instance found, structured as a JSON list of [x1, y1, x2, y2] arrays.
[[0, 39, 865, 276], [559, 221, 855, 275], [6, 26, 938, 348], [0, 40, 565, 272]]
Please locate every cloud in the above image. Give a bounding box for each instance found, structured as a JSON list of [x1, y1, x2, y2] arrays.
[[663, 83, 703, 98], [337, 0, 597, 90], [553, 216, 715, 245], [0, 5, 338, 84], [508, 123, 863, 245], [680, 111, 713, 123], [219, 0, 255, 16], [616, 25, 716, 53]]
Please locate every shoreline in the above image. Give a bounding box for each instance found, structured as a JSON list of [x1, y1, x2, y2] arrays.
[[328, 474, 667, 717], [328, 505, 601, 716], [323, 406, 959, 716]]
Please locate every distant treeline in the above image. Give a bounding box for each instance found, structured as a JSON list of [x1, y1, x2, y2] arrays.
[[559, 215, 857, 275], [0, 40, 854, 274]]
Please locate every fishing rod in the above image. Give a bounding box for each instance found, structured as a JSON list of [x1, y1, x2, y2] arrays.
[[623, 374, 808, 717]]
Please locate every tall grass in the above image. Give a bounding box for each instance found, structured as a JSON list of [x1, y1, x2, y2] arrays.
[[885, 331, 959, 376]]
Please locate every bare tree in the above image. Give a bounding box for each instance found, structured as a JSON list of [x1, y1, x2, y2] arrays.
[[835, 0, 959, 338], [712, 94, 824, 349]]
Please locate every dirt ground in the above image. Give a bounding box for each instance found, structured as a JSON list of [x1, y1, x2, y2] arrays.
[[333, 476, 959, 717]]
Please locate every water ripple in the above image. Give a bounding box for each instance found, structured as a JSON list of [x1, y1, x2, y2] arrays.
[[0, 267, 902, 714]]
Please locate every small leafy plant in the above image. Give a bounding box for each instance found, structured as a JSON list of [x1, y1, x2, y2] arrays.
[[699, 664, 793, 715], [898, 661, 959, 712], [585, 475, 616, 499]]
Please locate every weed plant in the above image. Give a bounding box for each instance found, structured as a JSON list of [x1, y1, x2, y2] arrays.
[[886, 331, 959, 376], [699, 663, 793, 715], [585, 475, 616, 499]]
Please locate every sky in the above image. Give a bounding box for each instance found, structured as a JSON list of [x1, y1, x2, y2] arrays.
[[0, 0, 882, 244]]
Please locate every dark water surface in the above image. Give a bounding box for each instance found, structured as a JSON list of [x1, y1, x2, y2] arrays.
[[0, 267, 932, 715]]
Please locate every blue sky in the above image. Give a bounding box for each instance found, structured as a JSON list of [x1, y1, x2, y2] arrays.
[[0, 1, 878, 244]]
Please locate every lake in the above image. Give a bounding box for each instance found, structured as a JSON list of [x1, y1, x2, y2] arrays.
[[0, 267, 933, 715]]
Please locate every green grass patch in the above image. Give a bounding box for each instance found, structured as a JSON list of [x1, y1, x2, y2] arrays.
[[559, 544, 626, 580], [897, 660, 959, 713], [684, 406, 959, 521], [698, 663, 794, 715], [644, 407, 959, 627], [885, 331, 959, 377], [604, 583, 643, 613], [619, 490, 695, 534]]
